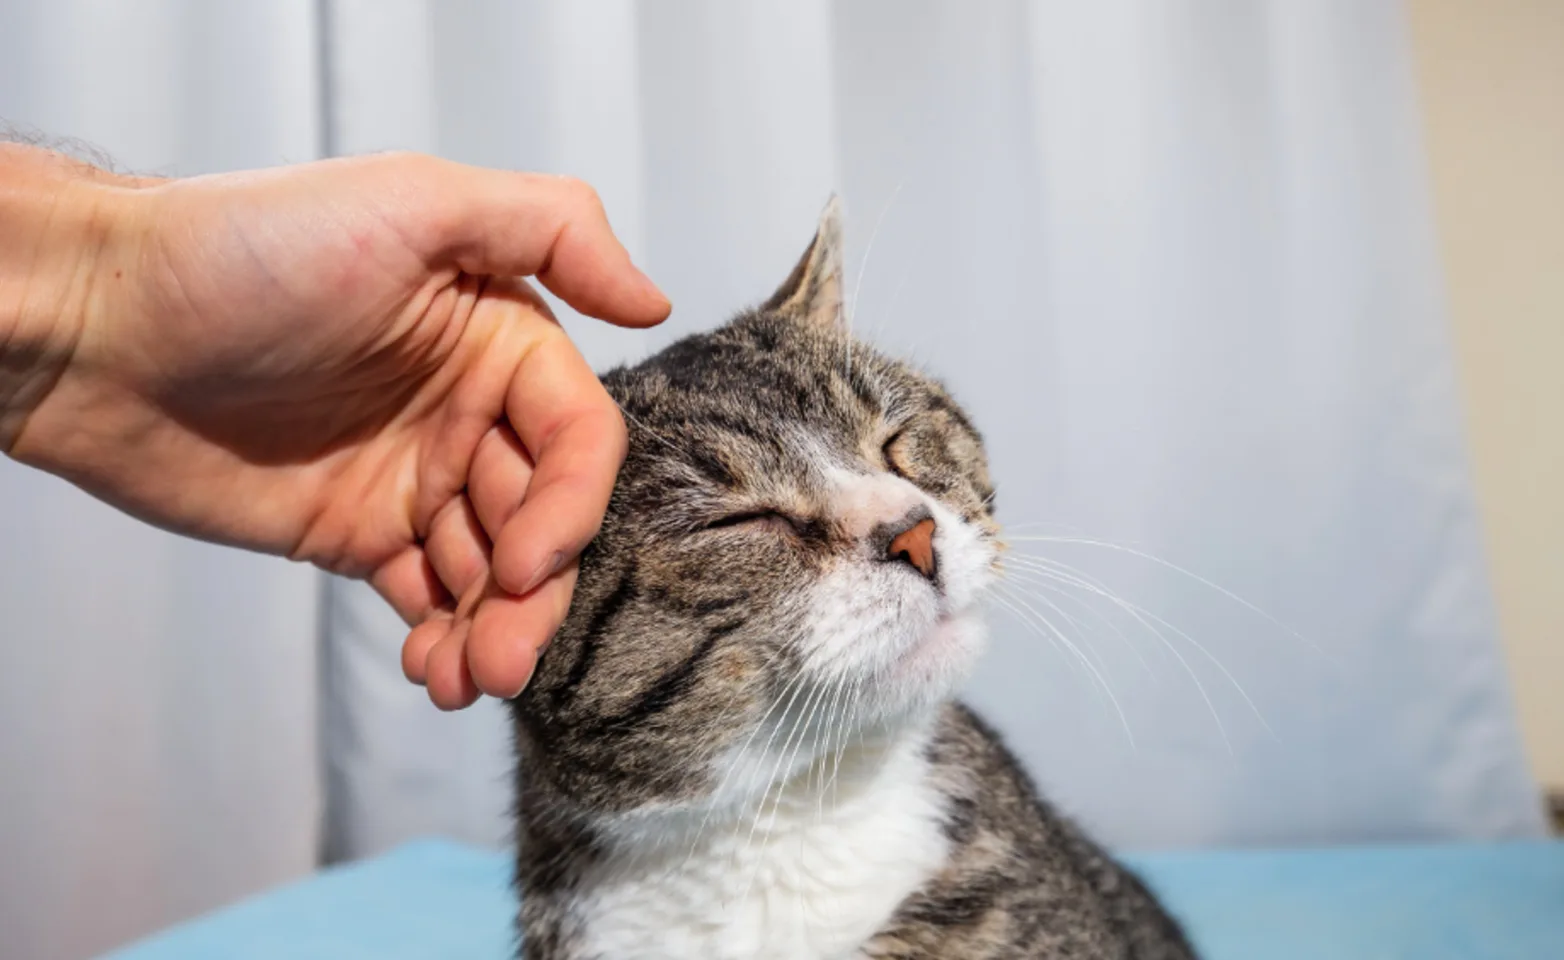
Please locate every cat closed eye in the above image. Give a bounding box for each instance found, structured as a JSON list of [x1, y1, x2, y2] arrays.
[[702, 510, 801, 534], [881, 430, 910, 478]]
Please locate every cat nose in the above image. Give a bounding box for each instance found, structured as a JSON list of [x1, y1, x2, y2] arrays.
[[886, 516, 938, 580]]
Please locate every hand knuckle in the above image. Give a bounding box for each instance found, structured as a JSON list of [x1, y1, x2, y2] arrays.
[[558, 176, 604, 214]]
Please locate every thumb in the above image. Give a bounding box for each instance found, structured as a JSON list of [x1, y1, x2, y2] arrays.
[[396, 155, 671, 328]]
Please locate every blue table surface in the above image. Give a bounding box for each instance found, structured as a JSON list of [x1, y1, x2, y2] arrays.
[[106, 838, 1564, 959]]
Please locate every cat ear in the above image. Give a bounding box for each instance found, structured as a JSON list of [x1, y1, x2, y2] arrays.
[[762, 195, 845, 330]]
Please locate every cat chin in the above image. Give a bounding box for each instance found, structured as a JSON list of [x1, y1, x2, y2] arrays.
[[868, 610, 988, 720]]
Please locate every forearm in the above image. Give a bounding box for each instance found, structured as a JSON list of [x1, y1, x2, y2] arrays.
[[0, 143, 124, 453]]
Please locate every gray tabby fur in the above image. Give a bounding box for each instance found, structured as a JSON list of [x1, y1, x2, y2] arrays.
[[508, 199, 1197, 959]]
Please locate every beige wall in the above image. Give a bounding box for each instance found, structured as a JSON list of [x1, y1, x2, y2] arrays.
[[1407, 0, 1564, 790]]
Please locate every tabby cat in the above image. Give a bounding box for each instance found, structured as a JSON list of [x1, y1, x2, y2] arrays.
[[508, 201, 1197, 959]]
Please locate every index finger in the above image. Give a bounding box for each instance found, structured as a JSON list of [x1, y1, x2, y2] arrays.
[[489, 325, 626, 597], [399, 156, 672, 328]]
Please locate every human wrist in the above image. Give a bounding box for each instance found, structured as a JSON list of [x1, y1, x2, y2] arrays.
[[0, 144, 135, 454]]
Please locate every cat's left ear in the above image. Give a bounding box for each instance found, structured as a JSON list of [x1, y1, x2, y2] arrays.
[[762, 195, 845, 331]]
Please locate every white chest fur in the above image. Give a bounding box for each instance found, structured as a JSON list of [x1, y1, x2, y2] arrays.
[[573, 731, 948, 960]]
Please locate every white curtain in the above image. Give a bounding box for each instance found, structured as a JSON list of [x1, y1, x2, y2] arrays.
[[0, 1, 1544, 958], [320, 0, 1543, 855], [0, 3, 325, 959]]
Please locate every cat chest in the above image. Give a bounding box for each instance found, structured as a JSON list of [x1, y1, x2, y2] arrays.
[[573, 781, 951, 960]]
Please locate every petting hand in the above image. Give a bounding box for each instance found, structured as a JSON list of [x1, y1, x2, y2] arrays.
[[0, 145, 669, 709]]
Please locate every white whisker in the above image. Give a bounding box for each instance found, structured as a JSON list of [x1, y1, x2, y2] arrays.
[[616, 402, 683, 457], [814, 679, 846, 825], [994, 583, 1135, 747], [822, 671, 865, 805], [846, 178, 906, 378], [1004, 535, 1315, 653], [1000, 556, 1240, 752], [1003, 569, 1156, 677], [693, 661, 811, 876], [737, 677, 832, 904], [869, 225, 926, 345], [1009, 556, 1274, 741]]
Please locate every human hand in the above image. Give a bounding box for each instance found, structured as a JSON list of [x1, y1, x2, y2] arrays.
[[0, 145, 669, 709]]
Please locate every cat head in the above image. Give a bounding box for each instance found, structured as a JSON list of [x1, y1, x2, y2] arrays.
[[513, 199, 1000, 815]]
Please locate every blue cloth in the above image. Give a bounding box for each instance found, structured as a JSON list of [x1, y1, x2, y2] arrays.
[[106, 839, 1564, 959]]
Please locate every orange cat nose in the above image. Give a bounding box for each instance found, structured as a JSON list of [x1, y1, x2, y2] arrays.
[[887, 517, 938, 580]]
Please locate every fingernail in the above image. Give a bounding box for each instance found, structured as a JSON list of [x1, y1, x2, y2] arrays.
[[500, 651, 541, 701], [521, 551, 565, 595]]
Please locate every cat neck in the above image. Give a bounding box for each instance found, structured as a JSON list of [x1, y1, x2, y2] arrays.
[[556, 712, 952, 960], [594, 710, 940, 861]]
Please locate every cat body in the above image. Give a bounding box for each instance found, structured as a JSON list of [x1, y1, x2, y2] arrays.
[[509, 201, 1196, 959]]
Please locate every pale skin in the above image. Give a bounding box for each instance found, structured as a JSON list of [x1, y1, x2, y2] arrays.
[[0, 143, 670, 709]]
